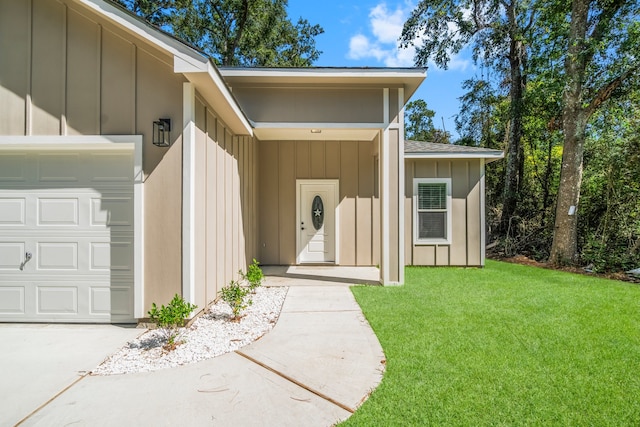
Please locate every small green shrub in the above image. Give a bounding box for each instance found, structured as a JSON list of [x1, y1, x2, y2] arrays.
[[240, 258, 264, 292], [219, 280, 252, 320], [148, 294, 197, 350]]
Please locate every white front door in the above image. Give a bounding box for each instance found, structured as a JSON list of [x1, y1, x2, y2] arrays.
[[297, 180, 338, 264]]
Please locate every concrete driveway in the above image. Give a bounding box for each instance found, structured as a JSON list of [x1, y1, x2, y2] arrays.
[[0, 324, 142, 426], [0, 267, 384, 427]]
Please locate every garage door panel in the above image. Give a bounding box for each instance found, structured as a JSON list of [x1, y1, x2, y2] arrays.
[[91, 196, 134, 228], [37, 242, 78, 270], [90, 239, 133, 272], [0, 146, 135, 323], [29, 235, 133, 275], [38, 197, 79, 226], [0, 242, 24, 270], [37, 285, 78, 314], [0, 153, 27, 182], [0, 197, 26, 225], [37, 153, 81, 183], [89, 153, 133, 183], [0, 286, 25, 314], [91, 285, 132, 316]]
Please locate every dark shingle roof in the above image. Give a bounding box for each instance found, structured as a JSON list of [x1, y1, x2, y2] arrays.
[[405, 140, 503, 159]]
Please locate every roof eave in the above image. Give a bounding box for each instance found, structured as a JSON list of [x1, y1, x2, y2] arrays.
[[179, 60, 253, 135], [219, 67, 427, 104], [78, 0, 207, 68], [405, 152, 505, 163]]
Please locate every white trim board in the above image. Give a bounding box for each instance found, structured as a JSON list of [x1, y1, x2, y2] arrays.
[[480, 159, 486, 266], [405, 152, 504, 162], [0, 135, 136, 150], [182, 83, 197, 308], [381, 88, 390, 285], [412, 178, 453, 246], [397, 87, 405, 285]]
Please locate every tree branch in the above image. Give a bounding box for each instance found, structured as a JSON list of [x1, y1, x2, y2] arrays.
[[586, 64, 639, 119], [224, 0, 250, 66]]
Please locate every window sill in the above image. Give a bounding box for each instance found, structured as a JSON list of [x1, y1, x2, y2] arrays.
[[414, 239, 451, 246]]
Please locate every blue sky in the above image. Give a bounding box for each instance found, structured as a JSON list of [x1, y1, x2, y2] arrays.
[[287, 1, 476, 138]]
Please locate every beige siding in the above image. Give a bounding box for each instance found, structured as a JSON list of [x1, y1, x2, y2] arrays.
[[340, 142, 358, 264], [372, 134, 381, 267], [231, 87, 384, 123], [258, 140, 379, 265], [357, 141, 374, 265], [143, 141, 183, 307], [310, 142, 325, 178], [278, 141, 296, 265], [405, 159, 485, 266], [0, 0, 29, 135], [31, 0, 65, 135], [0, 0, 187, 311], [259, 141, 280, 264], [101, 28, 136, 134], [193, 95, 258, 304], [66, 8, 100, 135]]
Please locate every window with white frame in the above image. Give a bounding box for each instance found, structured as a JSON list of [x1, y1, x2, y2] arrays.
[[413, 178, 452, 244]]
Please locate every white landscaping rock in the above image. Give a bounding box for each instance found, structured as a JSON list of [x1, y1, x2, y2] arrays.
[[93, 286, 288, 376]]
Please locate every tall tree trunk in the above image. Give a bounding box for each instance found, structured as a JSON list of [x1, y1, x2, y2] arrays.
[[540, 135, 554, 226], [549, 0, 589, 265], [500, 7, 526, 231]]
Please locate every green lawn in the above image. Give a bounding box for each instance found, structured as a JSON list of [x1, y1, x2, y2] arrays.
[[344, 260, 640, 426]]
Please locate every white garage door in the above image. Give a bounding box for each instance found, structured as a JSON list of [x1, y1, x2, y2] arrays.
[[0, 149, 135, 323]]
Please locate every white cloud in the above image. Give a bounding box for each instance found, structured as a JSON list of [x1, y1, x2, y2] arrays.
[[347, 1, 473, 71], [445, 55, 472, 72], [347, 2, 413, 67], [370, 3, 406, 43]]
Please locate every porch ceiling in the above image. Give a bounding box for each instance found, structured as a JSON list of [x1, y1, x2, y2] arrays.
[[254, 127, 380, 141]]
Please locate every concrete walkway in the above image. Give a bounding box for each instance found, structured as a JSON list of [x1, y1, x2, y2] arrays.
[[2, 267, 384, 427]]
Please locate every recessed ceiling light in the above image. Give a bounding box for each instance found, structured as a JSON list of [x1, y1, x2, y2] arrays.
[[310, 129, 322, 133]]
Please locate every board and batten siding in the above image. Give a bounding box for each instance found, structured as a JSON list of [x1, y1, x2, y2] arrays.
[[0, 0, 186, 310], [405, 159, 483, 266], [194, 95, 258, 307], [259, 139, 380, 266], [229, 87, 384, 124]]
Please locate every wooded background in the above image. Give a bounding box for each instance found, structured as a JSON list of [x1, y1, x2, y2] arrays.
[[402, 0, 640, 272]]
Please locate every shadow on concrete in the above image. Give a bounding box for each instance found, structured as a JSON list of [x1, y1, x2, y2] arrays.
[[262, 266, 381, 286]]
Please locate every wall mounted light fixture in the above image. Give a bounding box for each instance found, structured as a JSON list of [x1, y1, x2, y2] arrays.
[[153, 118, 171, 147]]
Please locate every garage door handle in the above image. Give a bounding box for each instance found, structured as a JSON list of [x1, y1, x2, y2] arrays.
[[20, 252, 32, 271]]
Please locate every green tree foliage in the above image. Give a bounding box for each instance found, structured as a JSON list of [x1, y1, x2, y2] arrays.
[[401, 0, 536, 231], [544, 0, 640, 264], [420, 0, 640, 271], [405, 99, 451, 143], [455, 77, 505, 150], [579, 98, 640, 272], [114, 0, 323, 66]]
